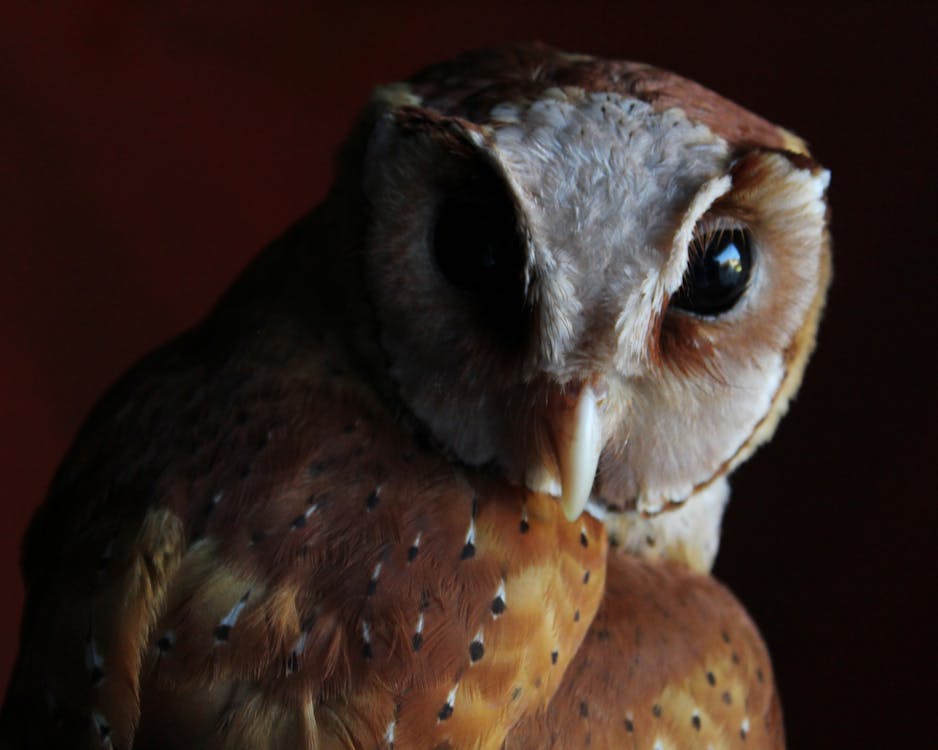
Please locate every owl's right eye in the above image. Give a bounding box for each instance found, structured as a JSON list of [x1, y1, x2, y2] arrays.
[[670, 226, 753, 317], [431, 179, 526, 302]]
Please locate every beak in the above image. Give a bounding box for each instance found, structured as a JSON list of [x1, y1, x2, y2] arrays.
[[525, 379, 606, 521]]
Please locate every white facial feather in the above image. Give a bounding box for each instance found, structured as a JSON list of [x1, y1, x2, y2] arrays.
[[490, 92, 729, 377], [603, 151, 830, 515], [360, 80, 830, 569]]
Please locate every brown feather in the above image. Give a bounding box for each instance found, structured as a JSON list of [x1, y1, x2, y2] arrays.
[[2, 44, 826, 750], [505, 552, 784, 749]]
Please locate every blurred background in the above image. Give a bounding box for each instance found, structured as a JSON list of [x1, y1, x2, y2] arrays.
[[1, 1, 934, 746]]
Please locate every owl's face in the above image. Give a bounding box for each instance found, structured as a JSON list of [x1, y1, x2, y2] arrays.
[[353, 47, 830, 545]]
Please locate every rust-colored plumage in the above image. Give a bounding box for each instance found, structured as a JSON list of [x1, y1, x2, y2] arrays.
[[506, 556, 782, 748], [2, 44, 829, 749]]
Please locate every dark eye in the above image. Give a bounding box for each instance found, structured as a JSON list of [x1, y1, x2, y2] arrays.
[[431, 176, 525, 302], [670, 227, 753, 316]]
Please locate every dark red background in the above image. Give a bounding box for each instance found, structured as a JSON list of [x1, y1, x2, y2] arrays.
[[2, 2, 934, 746]]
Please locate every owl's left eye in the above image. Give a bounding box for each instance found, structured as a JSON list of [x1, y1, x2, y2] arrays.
[[670, 227, 753, 317], [431, 180, 525, 299]]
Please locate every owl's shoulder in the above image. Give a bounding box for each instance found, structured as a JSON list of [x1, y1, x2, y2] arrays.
[[507, 553, 784, 749]]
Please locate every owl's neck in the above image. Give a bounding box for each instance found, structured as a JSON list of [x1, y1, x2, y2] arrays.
[[590, 478, 729, 572]]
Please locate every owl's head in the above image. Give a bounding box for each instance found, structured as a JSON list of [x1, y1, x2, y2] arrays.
[[346, 45, 830, 566]]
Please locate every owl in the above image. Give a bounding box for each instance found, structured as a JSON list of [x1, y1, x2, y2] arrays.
[[0, 44, 830, 749]]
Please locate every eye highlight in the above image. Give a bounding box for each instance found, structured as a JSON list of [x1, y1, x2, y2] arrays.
[[670, 226, 753, 317]]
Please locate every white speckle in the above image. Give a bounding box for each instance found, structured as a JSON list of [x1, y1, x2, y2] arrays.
[[84, 637, 104, 675], [469, 627, 485, 665], [218, 590, 250, 630], [437, 682, 459, 721], [362, 620, 372, 644], [211, 491, 223, 506], [287, 630, 309, 674], [465, 519, 476, 545], [653, 741, 663, 750], [91, 711, 112, 745], [491, 579, 507, 619], [384, 719, 395, 746], [741, 716, 750, 735], [304, 503, 319, 519], [691, 708, 701, 729], [415, 611, 425, 635], [371, 561, 383, 581]]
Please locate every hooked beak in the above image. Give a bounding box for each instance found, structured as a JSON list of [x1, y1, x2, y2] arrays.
[[524, 380, 606, 521]]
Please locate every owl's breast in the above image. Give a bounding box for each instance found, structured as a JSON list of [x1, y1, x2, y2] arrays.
[[126, 331, 608, 749]]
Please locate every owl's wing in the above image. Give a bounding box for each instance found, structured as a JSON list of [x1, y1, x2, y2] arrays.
[[505, 552, 784, 749], [1, 308, 608, 750], [0, 333, 209, 749]]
